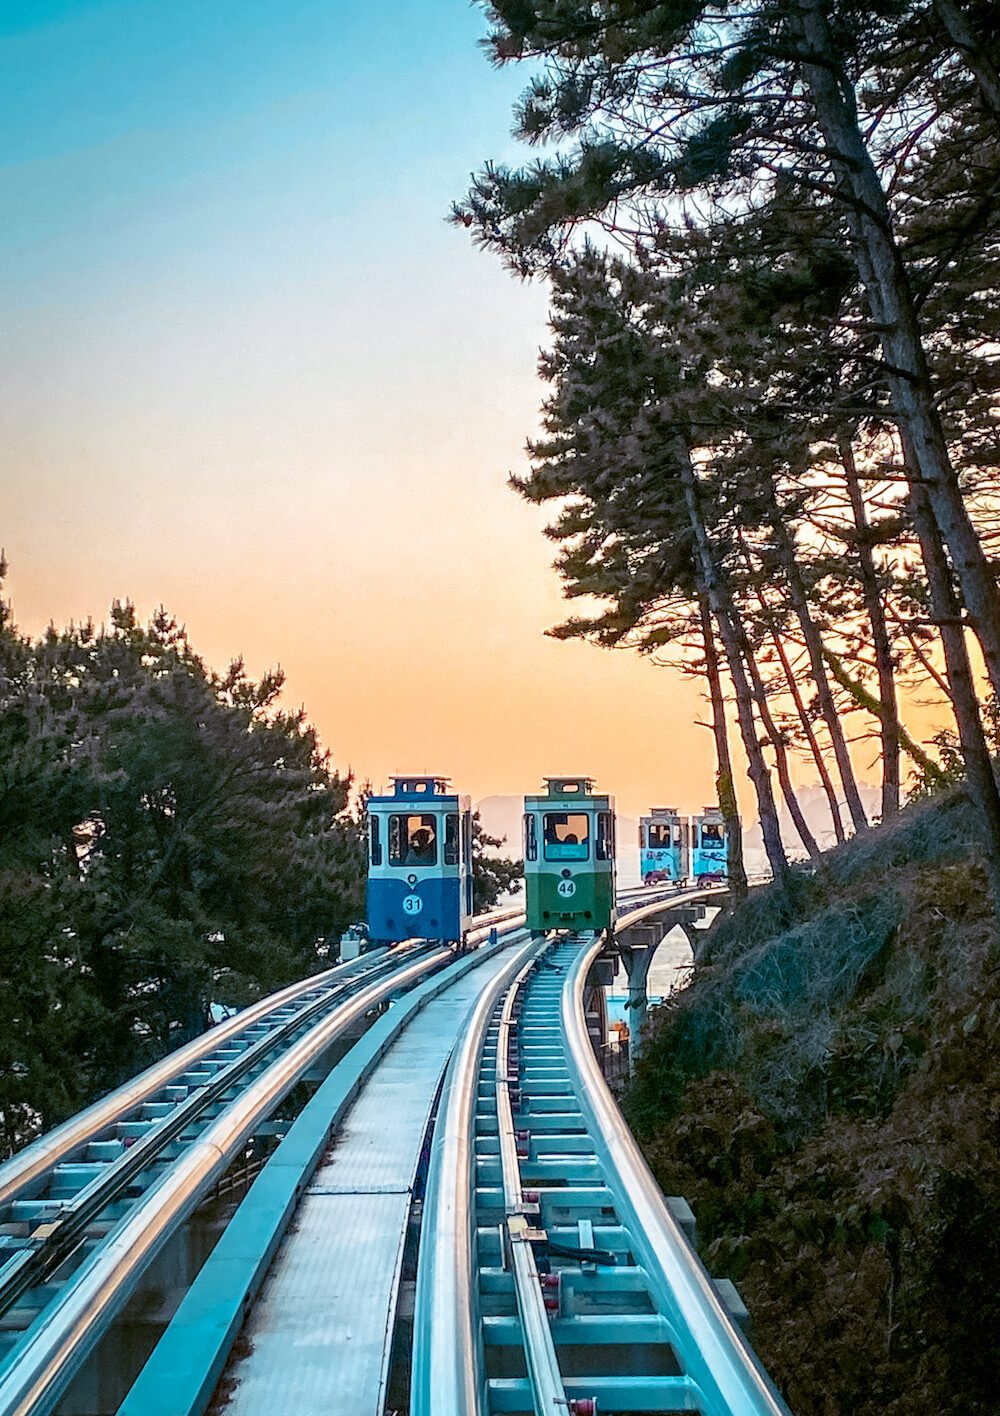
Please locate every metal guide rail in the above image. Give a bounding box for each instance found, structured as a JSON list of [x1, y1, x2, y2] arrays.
[[0, 941, 460, 1416], [0, 947, 430, 1309], [0, 906, 528, 1416], [127, 927, 544, 1416], [614, 881, 726, 926], [0, 943, 414, 1218], [412, 931, 792, 1416], [0, 889, 719, 1415], [0, 906, 525, 1224]]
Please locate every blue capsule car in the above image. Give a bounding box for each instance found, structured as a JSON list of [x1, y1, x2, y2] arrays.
[[690, 806, 729, 883], [366, 776, 473, 945], [639, 806, 688, 885]]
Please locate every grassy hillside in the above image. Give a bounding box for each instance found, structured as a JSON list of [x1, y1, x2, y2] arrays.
[[626, 791, 1000, 1415]]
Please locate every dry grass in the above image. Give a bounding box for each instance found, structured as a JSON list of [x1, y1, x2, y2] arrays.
[[625, 789, 1000, 1414]]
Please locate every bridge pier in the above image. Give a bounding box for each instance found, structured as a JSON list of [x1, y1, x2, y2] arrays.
[[615, 905, 705, 1068]]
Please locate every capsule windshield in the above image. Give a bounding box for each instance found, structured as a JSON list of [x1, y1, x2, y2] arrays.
[[389, 813, 438, 866], [543, 812, 590, 861]]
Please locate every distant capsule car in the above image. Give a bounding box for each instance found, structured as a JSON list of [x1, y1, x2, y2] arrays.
[[639, 806, 688, 885], [639, 804, 733, 886], [366, 776, 473, 946], [690, 805, 730, 883], [523, 777, 616, 934]]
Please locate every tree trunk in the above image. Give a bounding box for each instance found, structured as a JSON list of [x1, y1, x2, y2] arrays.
[[677, 446, 791, 884], [839, 435, 902, 818], [738, 535, 846, 842], [764, 602, 846, 843], [796, 0, 1000, 707], [907, 469, 1000, 913], [699, 592, 749, 899], [933, 0, 1000, 120], [822, 646, 946, 784], [767, 503, 869, 833], [736, 617, 824, 863]]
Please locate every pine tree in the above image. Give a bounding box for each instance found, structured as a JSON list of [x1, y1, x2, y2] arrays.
[[0, 578, 365, 1152], [458, 0, 1000, 886]]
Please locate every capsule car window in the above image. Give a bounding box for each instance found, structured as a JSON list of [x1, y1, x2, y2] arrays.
[[389, 813, 438, 866], [596, 810, 614, 861], [444, 813, 460, 866], [524, 813, 538, 861], [647, 823, 671, 849], [543, 812, 590, 861]]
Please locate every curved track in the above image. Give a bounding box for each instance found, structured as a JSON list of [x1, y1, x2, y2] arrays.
[[0, 887, 794, 1416], [412, 916, 791, 1416], [0, 914, 519, 1416]]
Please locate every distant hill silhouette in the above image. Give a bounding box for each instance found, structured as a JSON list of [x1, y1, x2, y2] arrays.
[[741, 782, 884, 872]]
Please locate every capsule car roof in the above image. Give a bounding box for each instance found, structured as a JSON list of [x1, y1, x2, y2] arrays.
[[526, 776, 613, 806], [367, 775, 469, 805], [389, 775, 451, 796]]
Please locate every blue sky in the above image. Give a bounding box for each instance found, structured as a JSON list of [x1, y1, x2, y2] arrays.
[[0, 0, 716, 817], [1, 1, 527, 285]]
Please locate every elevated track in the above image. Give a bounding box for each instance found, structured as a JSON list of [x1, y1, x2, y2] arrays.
[[0, 888, 792, 1416], [411, 925, 789, 1416]]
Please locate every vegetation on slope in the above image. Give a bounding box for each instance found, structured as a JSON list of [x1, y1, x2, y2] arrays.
[[458, 0, 1000, 906], [626, 793, 1000, 1415]]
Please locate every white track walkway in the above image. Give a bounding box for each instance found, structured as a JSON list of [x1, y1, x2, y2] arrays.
[[219, 943, 523, 1416]]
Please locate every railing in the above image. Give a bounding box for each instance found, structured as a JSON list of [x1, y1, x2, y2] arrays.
[[410, 904, 791, 1416], [562, 935, 793, 1416]]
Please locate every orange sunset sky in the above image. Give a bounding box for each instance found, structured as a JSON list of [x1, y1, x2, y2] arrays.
[[1, 1, 937, 823]]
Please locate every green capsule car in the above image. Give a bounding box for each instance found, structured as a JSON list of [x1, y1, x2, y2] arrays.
[[523, 777, 616, 933]]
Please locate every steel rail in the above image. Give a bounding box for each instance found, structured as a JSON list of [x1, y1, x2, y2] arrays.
[[495, 962, 531, 1215], [0, 943, 437, 1322], [0, 911, 531, 1416], [494, 959, 569, 1416], [615, 882, 686, 900], [409, 934, 547, 1416], [475, 905, 526, 930], [616, 881, 727, 926], [116, 925, 535, 1416], [0, 909, 523, 1216], [0, 947, 451, 1416], [409, 888, 725, 1416], [0, 888, 720, 1414], [562, 934, 793, 1416], [0, 947, 401, 1214]]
